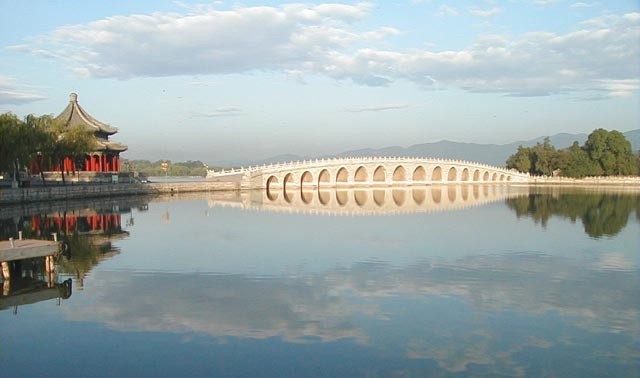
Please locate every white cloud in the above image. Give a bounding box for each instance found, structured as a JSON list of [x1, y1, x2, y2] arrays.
[[11, 5, 640, 98], [436, 5, 459, 17], [346, 103, 409, 112], [570, 2, 595, 8], [469, 7, 502, 18], [535, 0, 562, 5], [0, 76, 47, 105]]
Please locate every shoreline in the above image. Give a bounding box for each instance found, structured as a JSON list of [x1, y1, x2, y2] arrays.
[[1, 177, 639, 206]]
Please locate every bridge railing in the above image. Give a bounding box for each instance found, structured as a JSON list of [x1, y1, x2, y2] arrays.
[[208, 156, 530, 177]]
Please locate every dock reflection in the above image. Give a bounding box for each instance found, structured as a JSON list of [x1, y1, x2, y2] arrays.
[[1, 257, 72, 312], [210, 185, 527, 215]]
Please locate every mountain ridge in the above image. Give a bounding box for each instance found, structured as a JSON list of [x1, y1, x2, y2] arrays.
[[252, 129, 639, 167]]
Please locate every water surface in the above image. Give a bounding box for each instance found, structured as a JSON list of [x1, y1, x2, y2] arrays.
[[1, 186, 638, 377]]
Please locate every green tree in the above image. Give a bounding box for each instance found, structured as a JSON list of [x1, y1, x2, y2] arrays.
[[1, 113, 51, 185], [584, 129, 638, 176], [0, 113, 24, 181], [562, 142, 601, 178], [36, 115, 96, 185], [506, 145, 532, 173], [531, 137, 557, 176]]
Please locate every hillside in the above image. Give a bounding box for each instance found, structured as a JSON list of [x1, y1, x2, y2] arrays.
[[254, 129, 639, 167]]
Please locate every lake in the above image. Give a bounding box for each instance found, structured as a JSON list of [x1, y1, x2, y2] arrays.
[[1, 185, 638, 377]]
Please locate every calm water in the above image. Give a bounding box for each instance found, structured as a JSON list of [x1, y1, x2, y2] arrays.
[[1, 186, 638, 378]]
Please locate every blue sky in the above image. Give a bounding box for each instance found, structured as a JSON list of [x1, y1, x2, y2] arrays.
[[1, 0, 638, 164]]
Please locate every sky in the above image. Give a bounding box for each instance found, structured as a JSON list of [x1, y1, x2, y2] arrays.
[[0, 0, 638, 164]]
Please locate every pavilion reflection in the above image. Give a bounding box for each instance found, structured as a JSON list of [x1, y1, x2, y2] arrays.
[[210, 185, 528, 215], [0, 199, 139, 292]]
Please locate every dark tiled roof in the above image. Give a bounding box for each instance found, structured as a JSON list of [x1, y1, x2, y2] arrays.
[[55, 93, 118, 135], [96, 139, 128, 153]]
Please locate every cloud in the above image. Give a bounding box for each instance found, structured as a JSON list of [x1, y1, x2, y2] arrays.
[[436, 5, 459, 17], [190, 106, 244, 118], [570, 2, 595, 8], [0, 76, 47, 105], [12, 5, 640, 98], [346, 103, 409, 112], [469, 7, 502, 18], [535, 0, 562, 5]]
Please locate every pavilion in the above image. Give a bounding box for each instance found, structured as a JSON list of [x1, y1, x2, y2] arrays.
[[47, 93, 127, 173]]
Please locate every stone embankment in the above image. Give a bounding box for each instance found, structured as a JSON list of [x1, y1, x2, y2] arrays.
[[1, 176, 639, 205], [529, 176, 640, 186], [0, 181, 239, 205]]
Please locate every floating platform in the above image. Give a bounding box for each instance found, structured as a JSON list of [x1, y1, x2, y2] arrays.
[[0, 239, 59, 263]]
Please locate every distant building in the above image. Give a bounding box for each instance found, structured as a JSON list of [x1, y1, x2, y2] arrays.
[[34, 93, 127, 173]]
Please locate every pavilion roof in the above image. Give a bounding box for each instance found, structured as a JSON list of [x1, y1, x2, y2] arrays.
[[95, 139, 128, 152], [55, 93, 118, 135]]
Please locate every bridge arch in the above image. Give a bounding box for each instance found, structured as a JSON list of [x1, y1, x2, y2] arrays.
[[432, 166, 443, 181], [432, 187, 442, 203], [373, 166, 386, 183], [283, 173, 296, 191], [461, 186, 469, 201], [448, 187, 457, 202], [413, 166, 426, 182], [301, 190, 313, 204], [336, 167, 348, 183], [492, 173, 498, 181], [373, 190, 385, 206], [354, 190, 367, 206], [354, 166, 368, 182], [336, 190, 348, 206], [266, 176, 279, 200], [318, 189, 330, 205], [393, 189, 406, 206], [412, 188, 425, 204], [500, 174, 505, 181], [318, 169, 330, 188], [483, 171, 489, 181], [447, 167, 457, 182], [393, 166, 407, 182], [473, 169, 480, 181], [301, 171, 313, 187], [461, 168, 469, 181]]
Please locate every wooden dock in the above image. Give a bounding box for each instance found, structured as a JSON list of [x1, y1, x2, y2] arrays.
[[0, 239, 59, 262], [1, 239, 59, 280]]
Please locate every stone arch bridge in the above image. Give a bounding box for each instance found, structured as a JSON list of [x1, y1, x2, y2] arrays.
[[207, 157, 529, 190]]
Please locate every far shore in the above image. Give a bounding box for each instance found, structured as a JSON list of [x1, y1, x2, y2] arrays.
[[1, 176, 639, 206]]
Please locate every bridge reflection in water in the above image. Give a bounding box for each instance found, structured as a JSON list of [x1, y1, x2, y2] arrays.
[[208, 185, 528, 215]]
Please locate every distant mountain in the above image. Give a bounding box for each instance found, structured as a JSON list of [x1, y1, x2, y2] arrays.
[[254, 129, 639, 167]]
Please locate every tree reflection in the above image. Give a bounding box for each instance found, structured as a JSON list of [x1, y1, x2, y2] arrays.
[[506, 192, 640, 237]]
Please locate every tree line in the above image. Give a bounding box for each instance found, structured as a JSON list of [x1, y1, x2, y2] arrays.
[[506, 129, 640, 177], [122, 159, 218, 177], [0, 112, 95, 185]]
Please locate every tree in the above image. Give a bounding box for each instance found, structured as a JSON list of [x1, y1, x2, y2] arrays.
[[45, 119, 96, 184], [506, 146, 532, 173], [584, 129, 638, 176], [0, 113, 23, 181], [0, 113, 50, 185], [562, 142, 601, 178], [531, 137, 559, 176]]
